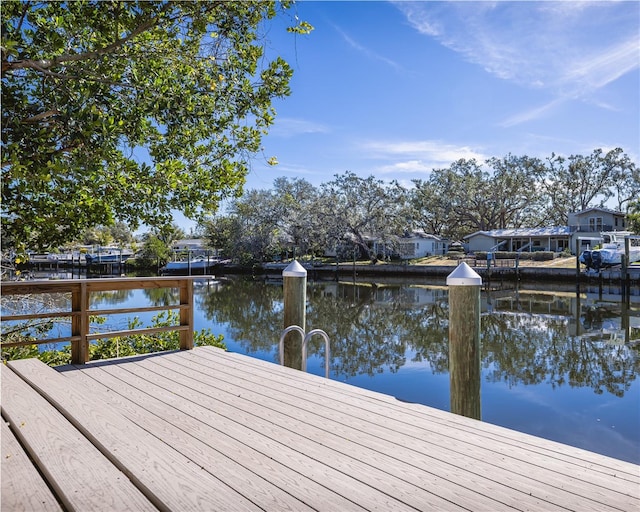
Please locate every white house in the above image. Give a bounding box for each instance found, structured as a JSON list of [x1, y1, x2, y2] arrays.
[[568, 207, 629, 252], [396, 231, 448, 259]]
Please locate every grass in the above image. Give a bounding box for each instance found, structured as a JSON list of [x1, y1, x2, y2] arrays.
[[411, 255, 578, 268]]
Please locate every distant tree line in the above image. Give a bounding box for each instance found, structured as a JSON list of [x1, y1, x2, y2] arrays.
[[8, 148, 639, 268], [200, 148, 639, 263]]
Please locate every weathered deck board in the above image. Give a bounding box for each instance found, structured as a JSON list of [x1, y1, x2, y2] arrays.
[[67, 357, 474, 511], [201, 348, 638, 479], [1, 420, 62, 512], [6, 358, 261, 512], [0, 365, 156, 511], [128, 353, 583, 510], [203, 348, 637, 476], [62, 365, 354, 511], [2, 347, 639, 512], [145, 349, 638, 511], [168, 350, 639, 502], [189, 348, 639, 484]]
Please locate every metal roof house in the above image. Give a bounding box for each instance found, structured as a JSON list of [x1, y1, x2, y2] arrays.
[[464, 227, 572, 253], [464, 209, 630, 255]]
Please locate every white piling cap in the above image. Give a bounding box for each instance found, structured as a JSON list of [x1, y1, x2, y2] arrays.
[[282, 260, 307, 277], [446, 262, 482, 286]]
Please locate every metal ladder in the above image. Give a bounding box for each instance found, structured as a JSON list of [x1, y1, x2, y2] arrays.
[[279, 325, 330, 378]]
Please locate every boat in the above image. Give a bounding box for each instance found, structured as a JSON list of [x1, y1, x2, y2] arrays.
[[164, 256, 212, 271], [162, 257, 231, 274], [579, 231, 640, 272], [85, 248, 134, 264]]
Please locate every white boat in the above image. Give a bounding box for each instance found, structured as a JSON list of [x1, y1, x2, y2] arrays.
[[164, 256, 212, 271], [85, 249, 134, 264], [162, 257, 231, 273], [579, 232, 640, 271]]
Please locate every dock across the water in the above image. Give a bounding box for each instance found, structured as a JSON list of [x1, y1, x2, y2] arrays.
[[2, 346, 639, 511]]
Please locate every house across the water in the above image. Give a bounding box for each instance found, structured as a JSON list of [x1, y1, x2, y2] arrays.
[[396, 231, 449, 259], [464, 208, 630, 255], [464, 227, 572, 254]]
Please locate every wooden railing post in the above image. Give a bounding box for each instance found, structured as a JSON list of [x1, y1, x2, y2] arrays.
[[71, 282, 89, 364], [2, 277, 197, 359], [179, 278, 194, 350]]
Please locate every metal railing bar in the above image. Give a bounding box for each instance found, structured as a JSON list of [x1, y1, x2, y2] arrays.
[[279, 326, 331, 378], [303, 329, 331, 379], [279, 325, 305, 368]]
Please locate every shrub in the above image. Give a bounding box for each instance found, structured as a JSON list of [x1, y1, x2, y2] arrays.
[[475, 251, 555, 261], [531, 251, 555, 261], [2, 311, 226, 366]]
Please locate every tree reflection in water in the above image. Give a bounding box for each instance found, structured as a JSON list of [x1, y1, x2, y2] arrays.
[[196, 276, 639, 399]]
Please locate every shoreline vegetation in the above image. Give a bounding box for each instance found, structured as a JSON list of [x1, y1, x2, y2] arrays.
[[8, 253, 640, 284], [251, 255, 639, 284]]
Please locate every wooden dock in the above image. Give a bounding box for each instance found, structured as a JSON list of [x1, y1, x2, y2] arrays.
[[2, 346, 639, 511]]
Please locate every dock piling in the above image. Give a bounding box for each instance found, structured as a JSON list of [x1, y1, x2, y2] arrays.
[[283, 260, 307, 370], [447, 262, 482, 420]]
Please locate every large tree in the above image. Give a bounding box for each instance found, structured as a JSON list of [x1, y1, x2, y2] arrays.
[[207, 188, 285, 264], [408, 179, 451, 237], [538, 148, 637, 226], [201, 178, 320, 264], [485, 154, 547, 228], [417, 159, 495, 240], [1, 0, 311, 250], [275, 176, 330, 257], [627, 200, 640, 234], [318, 172, 406, 263]]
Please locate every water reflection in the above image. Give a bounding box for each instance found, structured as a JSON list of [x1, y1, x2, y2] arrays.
[[197, 278, 639, 399], [90, 289, 133, 307]]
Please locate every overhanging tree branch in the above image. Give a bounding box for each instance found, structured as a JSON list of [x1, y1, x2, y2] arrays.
[[2, 9, 162, 76]]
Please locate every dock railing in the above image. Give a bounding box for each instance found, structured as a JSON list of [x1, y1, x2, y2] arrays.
[[1, 277, 195, 364]]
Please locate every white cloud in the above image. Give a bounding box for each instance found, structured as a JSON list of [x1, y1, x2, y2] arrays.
[[564, 38, 639, 94], [332, 23, 404, 71], [377, 160, 434, 174], [362, 139, 486, 162], [395, 1, 640, 105], [270, 118, 330, 138], [499, 98, 564, 128], [360, 139, 487, 176]]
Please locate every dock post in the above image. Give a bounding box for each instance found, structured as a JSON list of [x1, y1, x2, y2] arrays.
[[447, 262, 482, 420], [624, 237, 631, 301], [283, 260, 307, 370], [621, 254, 627, 299], [575, 238, 581, 280]]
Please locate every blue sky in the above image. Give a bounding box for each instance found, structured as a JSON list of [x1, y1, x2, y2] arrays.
[[178, 0, 639, 232]]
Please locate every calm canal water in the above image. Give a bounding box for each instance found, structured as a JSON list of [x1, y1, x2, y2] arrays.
[[9, 273, 640, 464]]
